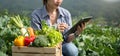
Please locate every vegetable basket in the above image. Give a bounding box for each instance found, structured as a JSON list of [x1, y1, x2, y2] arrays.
[[12, 43, 62, 56]]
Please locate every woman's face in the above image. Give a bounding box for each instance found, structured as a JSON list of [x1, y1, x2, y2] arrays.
[[47, 0, 63, 8]]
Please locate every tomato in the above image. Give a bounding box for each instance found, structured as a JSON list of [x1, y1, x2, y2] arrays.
[[14, 36, 24, 46], [24, 36, 35, 46]]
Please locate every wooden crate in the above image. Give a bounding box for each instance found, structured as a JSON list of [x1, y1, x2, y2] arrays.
[[12, 44, 62, 56]]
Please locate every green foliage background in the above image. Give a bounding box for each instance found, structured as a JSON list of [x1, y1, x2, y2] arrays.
[[0, 0, 120, 56], [0, 15, 120, 56], [0, 0, 120, 27], [73, 24, 120, 56]]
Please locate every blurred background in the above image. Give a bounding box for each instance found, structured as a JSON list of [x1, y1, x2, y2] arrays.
[[0, 0, 120, 27]]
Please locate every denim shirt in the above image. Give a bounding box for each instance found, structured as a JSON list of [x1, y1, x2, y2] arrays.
[[31, 6, 72, 42]]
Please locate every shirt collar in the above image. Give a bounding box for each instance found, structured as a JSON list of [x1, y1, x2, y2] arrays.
[[42, 6, 64, 18], [58, 7, 64, 17]]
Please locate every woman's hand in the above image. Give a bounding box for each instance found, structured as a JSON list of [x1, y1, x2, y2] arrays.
[[67, 22, 86, 42], [76, 22, 86, 35], [57, 23, 68, 32]]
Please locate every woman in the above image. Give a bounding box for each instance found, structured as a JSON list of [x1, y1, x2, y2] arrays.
[[31, 0, 85, 56]]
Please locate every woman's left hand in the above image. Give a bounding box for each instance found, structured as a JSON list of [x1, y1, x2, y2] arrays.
[[67, 22, 86, 42], [75, 22, 86, 35]]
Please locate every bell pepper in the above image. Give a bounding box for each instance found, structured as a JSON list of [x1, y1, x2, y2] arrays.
[[24, 36, 35, 46], [14, 36, 24, 46]]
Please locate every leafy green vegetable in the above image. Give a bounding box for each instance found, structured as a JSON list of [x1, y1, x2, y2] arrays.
[[32, 35, 49, 47], [34, 20, 63, 47]]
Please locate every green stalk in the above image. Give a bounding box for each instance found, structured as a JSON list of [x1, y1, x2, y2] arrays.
[[16, 15, 23, 27], [11, 15, 28, 36], [11, 17, 21, 28], [11, 15, 24, 28]]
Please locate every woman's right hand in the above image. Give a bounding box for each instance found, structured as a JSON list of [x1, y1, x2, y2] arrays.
[[57, 23, 68, 32]]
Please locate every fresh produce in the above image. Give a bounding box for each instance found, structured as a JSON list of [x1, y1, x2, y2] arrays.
[[24, 27, 35, 46], [32, 35, 49, 47], [46, 28, 63, 46], [24, 36, 35, 46], [11, 15, 35, 46], [34, 21, 63, 47], [27, 27, 35, 37], [14, 36, 24, 46], [10, 15, 28, 36]]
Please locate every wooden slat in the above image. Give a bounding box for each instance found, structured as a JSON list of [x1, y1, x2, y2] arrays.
[[12, 53, 56, 56], [12, 46, 60, 54], [12, 43, 62, 56]]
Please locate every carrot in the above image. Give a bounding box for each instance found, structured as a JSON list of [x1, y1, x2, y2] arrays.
[[27, 27, 35, 37]]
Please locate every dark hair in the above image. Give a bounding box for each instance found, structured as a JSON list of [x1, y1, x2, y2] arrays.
[[43, 0, 47, 5]]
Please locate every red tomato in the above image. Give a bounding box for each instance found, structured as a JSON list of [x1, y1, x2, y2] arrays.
[[24, 36, 35, 46]]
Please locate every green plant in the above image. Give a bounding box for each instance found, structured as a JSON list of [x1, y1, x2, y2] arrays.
[[0, 15, 30, 56], [73, 24, 120, 56]]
